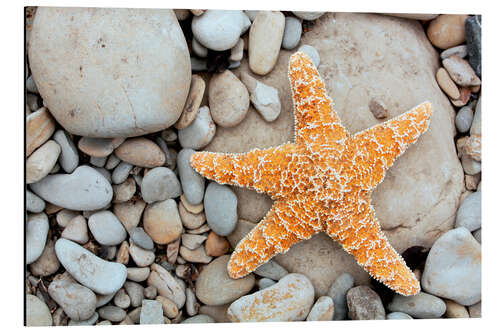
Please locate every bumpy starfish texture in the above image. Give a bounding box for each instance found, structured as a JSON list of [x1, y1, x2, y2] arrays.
[[190, 52, 432, 296]]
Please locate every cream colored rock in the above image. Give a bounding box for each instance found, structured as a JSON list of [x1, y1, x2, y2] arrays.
[[427, 14, 468, 49], [26, 294, 53, 326], [26, 140, 61, 184], [179, 245, 213, 263], [205, 12, 464, 296], [175, 74, 206, 129], [143, 199, 183, 244], [61, 215, 89, 244], [306, 296, 334, 321], [28, 7, 190, 138], [443, 55, 482, 86], [129, 241, 155, 267], [113, 199, 146, 231], [114, 138, 165, 168], [147, 263, 186, 309], [30, 238, 60, 276], [179, 201, 206, 229], [178, 106, 216, 149], [436, 68, 460, 99], [180, 194, 204, 214], [156, 296, 179, 319], [127, 267, 150, 282], [241, 72, 281, 122], [26, 107, 56, 156], [26, 213, 49, 264], [78, 137, 123, 157]]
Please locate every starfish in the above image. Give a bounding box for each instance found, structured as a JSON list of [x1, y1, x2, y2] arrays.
[[190, 52, 432, 296]]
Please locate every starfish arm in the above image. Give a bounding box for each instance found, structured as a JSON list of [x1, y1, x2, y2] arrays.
[[228, 198, 321, 278], [325, 201, 420, 296], [190, 143, 305, 198], [288, 52, 350, 147], [352, 101, 433, 190]]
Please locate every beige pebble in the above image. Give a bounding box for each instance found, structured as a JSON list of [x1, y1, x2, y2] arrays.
[[186, 223, 211, 234], [61, 215, 89, 244], [205, 231, 230, 257], [26, 140, 61, 184], [427, 14, 468, 49], [190, 9, 205, 16], [167, 238, 181, 264], [129, 241, 155, 267], [156, 296, 179, 319], [306, 295, 335, 321], [30, 238, 61, 277], [112, 177, 136, 203], [179, 201, 206, 229], [465, 174, 481, 191], [230, 38, 244, 62], [180, 194, 204, 214], [78, 137, 123, 157], [445, 299, 469, 318], [464, 134, 481, 162], [181, 233, 207, 250], [450, 86, 472, 107], [148, 263, 186, 309], [180, 245, 213, 263], [175, 75, 205, 129], [143, 199, 183, 244], [113, 199, 146, 232], [436, 68, 460, 99], [26, 107, 56, 156], [127, 267, 150, 282], [209, 70, 249, 127], [114, 138, 165, 168], [443, 55, 482, 86], [116, 241, 130, 265]]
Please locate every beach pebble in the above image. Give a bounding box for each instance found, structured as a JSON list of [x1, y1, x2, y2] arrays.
[[27, 93, 41, 111], [140, 300, 164, 324], [124, 281, 144, 307], [30, 165, 113, 211], [98, 305, 126, 322], [26, 213, 49, 264], [95, 292, 117, 308], [111, 162, 133, 184], [54, 238, 127, 294], [114, 288, 131, 308], [227, 273, 314, 322], [204, 231, 230, 256], [427, 14, 468, 49], [461, 155, 481, 175], [179, 106, 216, 149], [240, 72, 281, 122], [455, 191, 481, 231], [53, 130, 79, 173], [26, 294, 53, 326], [465, 15, 481, 76], [26, 107, 56, 156], [292, 11, 325, 20], [440, 45, 468, 60], [209, 70, 249, 128], [141, 167, 181, 203], [88, 211, 127, 246], [436, 68, 460, 100], [61, 215, 89, 244], [191, 10, 250, 51], [114, 138, 165, 168], [147, 263, 186, 309], [306, 296, 334, 321], [191, 38, 208, 58], [204, 183, 238, 236], [179, 202, 206, 230], [180, 245, 213, 263], [388, 292, 446, 318], [230, 38, 244, 62], [249, 11, 285, 75], [445, 299, 470, 318], [27, 190, 45, 213], [105, 154, 120, 170], [257, 278, 276, 290], [127, 267, 150, 282], [117, 241, 130, 264], [346, 286, 385, 320], [455, 105, 474, 133], [282, 16, 302, 49], [78, 137, 122, 158], [112, 177, 136, 203], [26, 140, 61, 184], [143, 199, 182, 244], [55, 209, 79, 227], [196, 255, 255, 306], [386, 312, 413, 320], [129, 242, 155, 267], [90, 156, 108, 168], [144, 286, 157, 299], [30, 238, 60, 276], [298, 45, 320, 67], [186, 288, 199, 316], [244, 10, 259, 21], [253, 259, 288, 280], [68, 312, 98, 326], [191, 57, 208, 71], [421, 227, 481, 306], [48, 278, 97, 321], [113, 199, 146, 232], [156, 296, 179, 318], [464, 134, 481, 161], [175, 75, 206, 129], [178, 149, 205, 205], [181, 234, 207, 250], [130, 227, 154, 250], [443, 55, 481, 86]]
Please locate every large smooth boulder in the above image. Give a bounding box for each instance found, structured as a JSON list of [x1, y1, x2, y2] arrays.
[[28, 7, 191, 138], [205, 13, 464, 296]]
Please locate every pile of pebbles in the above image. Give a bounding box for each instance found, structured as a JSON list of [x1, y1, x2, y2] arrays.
[[25, 8, 481, 326]]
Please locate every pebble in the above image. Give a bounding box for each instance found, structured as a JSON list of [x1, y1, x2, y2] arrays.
[[147, 263, 186, 309], [111, 162, 133, 184], [436, 68, 460, 100], [249, 11, 285, 75], [292, 11, 325, 20], [388, 292, 446, 318], [144, 285, 157, 299], [27, 93, 41, 111], [26, 140, 61, 184], [240, 72, 281, 122], [182, 314, 216, 324], [181, 233, 207, 250], [98, 305, 126, 322], [473, 228, 481, 243], [48, 278, 97, 321], [130, 227, 154, 250], [78, 137, 122, 158], [346, 286, 385, 320], [209, 70, 249, 128], [54, 238, 127, 294], [253, 259, 288, 280], [204, 231, 230, 256], [105, 154, 120, 170], [186, 288, 199, 316], [440, 45, 468, 60], [26, 213, 49, 264], [88, 211, 127, 246], [306, 296, 335, 321], [30, 238, 60, 276], [282, 16, 302, 49], [129, 241, 155, 267], [204, 182, 238, 236], [26, 190, 45, 213], [464, 134, 481, 161], [471, 97, 481, 136], [195, 255, 255, 306], [443, 55, 481, 86], [30, 165, 113, 211], [445, 299, 470, 318], [175, 74, 206, 129], [61, 215, 89, 244], [468, 302, 481, 318], [461, 155, 481, 175], [117, 241, 131, 263], [455, 105, 474, 133], [230, 38, 244, 62], [126, 267, 150, 282], [113, 199, 146, 232], [180, 245, 213, 263], [179, 202, 206, 230], [227, 273, 314, 322], [26, 107, 56, 156], [465, 15, 481, 76], [68, 312, 98, 326], [421, 227, 481, 306], [141, 167, 181, 204], [143, 199, 183, 244], [177, 149, 205, 205], [178, 106, 216, 149], [257, 278, 276, 290], [124, 281, 144, 307], [156, 296, 179, 318], [90, 156, 107, 168], [112, 177, 136, 203], [26, 294, 53, 326], [298, 45, 320, 67], [114, 288, 131, 308], [114, 138, 165, 168], [191, 38, 208, 58], [191, 10, 250, 51], [455, 191, 481, 231], [426, 14, 468, 49], [386, 312, 413, 320], [53, 130, 79, 173], [96, 292, 117, 307]]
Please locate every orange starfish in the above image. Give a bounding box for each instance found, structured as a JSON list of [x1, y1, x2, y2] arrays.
[[191, 52, 432, 296]]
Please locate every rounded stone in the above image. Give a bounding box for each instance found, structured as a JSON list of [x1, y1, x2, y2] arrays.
[[174, 74, 206, 129], [130, 227, 154, 250], [282, 17, 302, 50], [179, 201, 206, 229], [455, 191, 481, 231], [328, 272, 355, 320], [306, 296, 334, 321], [441, 45, 468, 60], [28, 7, 191, 138], [191, 37, 208, 58], [61, 215, 89, 244], [204, 182, 238, 236], [26, 140, 61, 184], [387, 292, 446, 319], [141, 167, 181, 203], [143, 199, 183, 244], [209, 70, 249, 128], [241, 72, 281, 122], [26, 107, 56, 156], [442, 55, 481, 86], [26, 190, 45, 213], [147, 263, 186, 309], [386, 312, 413, 320], [26, 294, 53, 326], [53, 130, 79, 173], [253, 260, 288, 280], [127, 267, 151, 282], [297, 45, 320, 67], [436, 67, 460, 100], [114, 138, 165, 168], [88, 211, 127, 246], [26, 213, 49, 264], [427, 14, 468, 49], [30, 165, 113, 211], [346, 286, 385, 320], [30, 238, 60, 276], [178, 106, 217, 149], [195, 255, 255, 306], [98, 306, 126, 322], [48, 278, 97, 321], [292, 11, 325, 20], [178, 149, 205, 205], [455, 105, 474, 133]]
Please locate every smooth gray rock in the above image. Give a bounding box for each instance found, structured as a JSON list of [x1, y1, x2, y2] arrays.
[[253, 260, 288, 280], [68, 312, 98, 326], [140, 300, 163, 324], [178, 106, 216, 149], [388, 292, 446, 319], [124, 281, 145, 307], [53, 130, 79, 173], [26, 294, 52, 326], [386, 312, 413, 320], [204, 182, 238, 236], [298, 44, 320, 67], [177, 149, 205, 205], [98, 305, 126, 322], [455, 106, 474, 133], [473, 228, 481, 243], [328, 272, 355, 320], [257, 278, 276, 290], [111, 162, 133, 185], [282, 17, 302, 49], [26, 190, 45, 213], [130, 227, 154, 250], [455, 191, 481, 231], [141, 167, 181, 203], [88, 211, 127, 246], [26, 213, 49, 264]]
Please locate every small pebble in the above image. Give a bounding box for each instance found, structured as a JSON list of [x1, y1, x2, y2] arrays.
[[114, 138, 165, 168], [124, 281, 145, 307], [241, 72, 281, 122], [465, 15, 481, 76], [186, 288, 199, 316], [144, 285, 158, 299], [253, 259, 288, 280], [147, 263, 186, 309], [111, 161, 133, 184], [61, 215, 89, 244], [306, 296, 334, 321], [181, 314, 215, 324], [205, 231, 230, 256], [455, 105, 474, 133], [30, 238, 60, 277], [143, 199, 183, 244], [90, 156, 107, 168], [112, 177, 136, 203], [204, 182, 238, 236], [88, 210, 127, 246], [455, 191, 481, 231], [177, 149, 205, 205], [445, 299, 470, 318], [427, 14, 468, 49], [129, 241, 155, 267], [98, 305, 127, 322], [440, 45, 468, 60], [368, 98, 388, 119], [53, 130, 79, 173], [156, 296, 179, 319], [179, 201, 206, 230], [48, 277, 97, 321], [26, 140, 61, 184], [114, 288, 131, 309], [175, 74, 206, 129], [181, 233, 207, 250], [292, 11, 325, 20], [436, 67, 460, 99], [178, 106, 216, 149], [443, 55, 481, 86], [127, 267, 150, 282], [282, 16, 302, 49], [130, 227, 154, 250], [468, 302, 481, 318], [113, 199, 146, 232], [180, 245, 213, 263], [191, 38, 208, 58], [26, 107, 56, 156], [26, 213, 49, 264], [141, 167, 181, 203], [346, 286, 385, 320], [230, 38, 244, 62], [257, 278, 276, 290], [78, 137, 121, 158], [26, 294, 53, 326], [26, 190, 45, 213], [68, 312, 99, 326], [388, 292, 446, 318]]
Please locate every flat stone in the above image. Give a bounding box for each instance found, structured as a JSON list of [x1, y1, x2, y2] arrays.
[[113, 199, 146, 232], [53, 130, 79, 173], [436, 68, 460, 99], [179, 245, 213, 263], [282, 16, 302, 50], [141, 167, 181, 203], [306, 296, 334, 321], [388, 292, 446, 318], [61, 215, 89, 244], [346, 286, 385, 320], [143, 199, 183, 244], [124, 281, 144, 307], [26, 140, 61, 184], [48, 277, 97, 321], [26, 294, 53, 326], [465, 15, 481, 76], [114, 138, 165, 168], [181, 233, 207, 250], [191, 37, 208, 58], [257, 277, 276, 290], [455, 191, 481, 231], [241, 72, 281, 122], [175, 74, 205, 129], [26, 213, 49, 264], [427, 14, 468, 49], [177, 149, 205, 205], [26, 107, 56, 156], [30, 238, 60, 276], [130, 227, 154, 250], [28, 7, 190, 138], [30, 165, 113, 211], [147, 263, 186, 309], [443, 55, 481, 86], [178, 106, 216, 149], [127, 267, 150, 282], [88, 211, 127, 246], [26, 190, 45, 213], [78, 137, 122, 158], [204, 182, 238, 236]]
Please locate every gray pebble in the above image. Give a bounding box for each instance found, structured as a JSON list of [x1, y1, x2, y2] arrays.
[[473, 228, 481, 243], [440, 45, 468, 60], [386, 312, 413, 320], [346, 286, 385, 320], [258, 278, 276, 290], [90, 156, 107, 168], [192, 37, 208, 58], [112, 161, 133, 184], [191, 57, 208, 71], [27, 190, 45, 213], [144, 285, 158, 299], [124, 281, 145, 307], [254, 260, 288, 280], [177, 149, 205, 205], [48, 278, 97, 321], [130, 227, 154, 250], [455, 191, 481, 231], [98, 305, 126, 322], [68, 312, 99, 326], [140, 300, 164, 324], [282, 17, 302, 49], [204, 182, 238, 236], [88, 211, 127, 246], [328, 272, 354, 320], [94, 167, 112, 184], [182, 314, 216, 323], [105, 154, 121, 170], [470, 96, 481, 136], [455, 106, 474, 133], [53, 130, 79, 173], [26, 75, 39, 93], [388, 292, 446, 319], [178, 106, 216, 149], [141, 167, 182, 203], [27, 93, 41, 112]]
